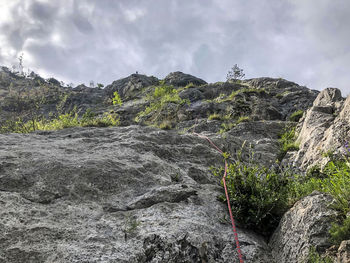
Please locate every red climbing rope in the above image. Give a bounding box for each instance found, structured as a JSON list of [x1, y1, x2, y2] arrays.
[[193, 131, 244, 263]]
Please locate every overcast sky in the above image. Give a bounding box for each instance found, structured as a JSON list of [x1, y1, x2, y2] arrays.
[[0, 0, 349, 95]]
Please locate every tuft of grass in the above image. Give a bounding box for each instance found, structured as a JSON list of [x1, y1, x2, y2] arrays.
[[219, 116, 250, 133], [135, 82, 189, 123], [289, 110, 304, 122], [0, 109, 120, 133], [236, 116, 250, 124], [226, 87, 266, 101], [208, 113, 222, 121], [184, 82, 195, 89], [278, 125, 299, 160], [158, 120, 173, 130]]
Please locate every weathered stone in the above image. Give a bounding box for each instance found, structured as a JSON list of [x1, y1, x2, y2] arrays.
[[337, 240, 350, 263], [270, 191, 339, 263], [164, 71, 207, 87], [287, 88, 348, 169], [0, 126, 272, 262], [104, 73, 159, 100]]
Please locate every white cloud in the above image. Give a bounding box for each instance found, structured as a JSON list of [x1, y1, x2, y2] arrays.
[[0, 0, 349, 95]]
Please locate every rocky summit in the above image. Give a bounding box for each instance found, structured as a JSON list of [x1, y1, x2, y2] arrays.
[[0, 67, 349, 262]]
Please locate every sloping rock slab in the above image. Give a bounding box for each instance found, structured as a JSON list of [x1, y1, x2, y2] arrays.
[[0, 126, 272, 262]]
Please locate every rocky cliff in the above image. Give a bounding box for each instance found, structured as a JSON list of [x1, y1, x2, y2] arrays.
[[0, 68, 349, 262]]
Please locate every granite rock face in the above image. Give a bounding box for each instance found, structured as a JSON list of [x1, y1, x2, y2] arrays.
[[289, 88, 349, 169], [164, 71, 207, 87], [0, 126, 275, 263], [269, 191, 339, 263], [1, 68, 347, 262]]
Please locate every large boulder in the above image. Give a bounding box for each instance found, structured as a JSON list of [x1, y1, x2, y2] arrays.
[[269, 191, 339, 262]]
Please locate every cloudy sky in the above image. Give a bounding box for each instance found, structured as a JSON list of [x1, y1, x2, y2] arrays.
[[0, 0, 349, 95]]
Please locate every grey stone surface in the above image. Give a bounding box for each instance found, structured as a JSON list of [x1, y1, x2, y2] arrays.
[[269, 191, 339, 263], [164, 71, 207, 87], [288, 88, 349, 169], [0, 126, 273, 262], [337, 240, 350, 263]]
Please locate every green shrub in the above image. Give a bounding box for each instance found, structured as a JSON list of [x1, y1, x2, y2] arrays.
[[112, 91, 122, 106], [213, 144, 350, 239], [330, 216, 350, 246], [288, 160, 350, 245], [278, 126, 299, 160], [289, 110, 304, 122], [305, 247, 333, 263], [212, 155, 294, 236]]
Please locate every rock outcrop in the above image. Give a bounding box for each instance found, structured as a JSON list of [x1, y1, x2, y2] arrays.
[[1, 68, 348, 262], [269, 191, 339, 262], [289, 88, 349, 169], [164, 72, 207, 87], [0, 126, 273, 263]]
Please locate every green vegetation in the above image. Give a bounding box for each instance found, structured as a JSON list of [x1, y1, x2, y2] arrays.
[[0, 109, 120, 133], [112, 91, 122, 106], [219, 116, 250, 134], [213, 144, 350, 239], [184, 82, 195, 89], [289, 110, 304, 122], [135, 81, 189, 125], [226, 64, 245, 82], [226, 88, 266, 101], [236, 116, 250, 124], [330, 216, 350, 245], [305, 247, 333, 263], [208, 113, 222, 121], [275, 91, 290, 99], [158, 120, 173, 130], [278, 125, 299, 160], [213, 157, 295, 236]]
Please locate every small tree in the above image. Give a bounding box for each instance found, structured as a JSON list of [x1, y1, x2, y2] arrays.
[[226, 64, 245, 82]]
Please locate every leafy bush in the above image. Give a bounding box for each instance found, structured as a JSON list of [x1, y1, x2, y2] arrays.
[[289, 110, 304, 122], [213, 142, 350, 239], [305, 247, 333, 263], [212, 151, 294, 236], [112, 91, 122, 106], [330, 216, 350, 246]]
